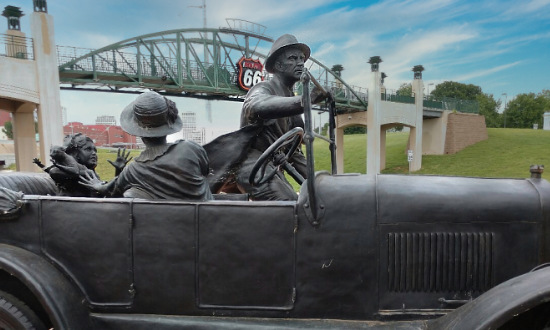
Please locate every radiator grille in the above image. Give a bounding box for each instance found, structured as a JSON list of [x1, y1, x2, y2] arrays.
[[387, 232, 494, 292]]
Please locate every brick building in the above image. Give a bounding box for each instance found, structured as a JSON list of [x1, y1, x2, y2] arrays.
[[64, 122, 138, 148]]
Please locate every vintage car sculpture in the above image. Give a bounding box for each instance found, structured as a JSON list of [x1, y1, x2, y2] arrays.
[[0, 71, 549, 330]]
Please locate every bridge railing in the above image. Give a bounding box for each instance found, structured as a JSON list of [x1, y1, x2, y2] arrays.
[[380, 91, 479, 114], [328, 81, 368, 104], [382, 92, 415, 104], [57, 46, 95, 68], [0, 34, 34, 60], [423, 96, 479, 114], [57, 45, 238, 88], [291, 79, 368, 108]]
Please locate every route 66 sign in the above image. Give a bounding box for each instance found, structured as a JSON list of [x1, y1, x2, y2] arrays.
[[237, 57, 264, 91]]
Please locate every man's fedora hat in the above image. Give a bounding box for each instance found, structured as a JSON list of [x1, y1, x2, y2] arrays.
[[264, 34, 310, 73], [120, 91, 183, 137]]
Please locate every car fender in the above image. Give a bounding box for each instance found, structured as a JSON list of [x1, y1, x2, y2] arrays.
[[428, 266, 550, 330], [0, 243, 92, 329]]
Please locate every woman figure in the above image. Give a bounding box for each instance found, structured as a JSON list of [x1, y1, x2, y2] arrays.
[[81, 91, 212, 201], [45, 133, 130, 197]]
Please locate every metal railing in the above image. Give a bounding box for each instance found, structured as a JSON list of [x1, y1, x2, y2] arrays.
[[424, 96, 479, 114], [0, 33, 34, 60], [292, 80, 368, 108], [57, 45, 237, 88], [382, 92, 415, 104], [381, 91, 479, 114]]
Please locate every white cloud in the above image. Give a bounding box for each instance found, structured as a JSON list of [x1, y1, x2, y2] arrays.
[[77, 33, 122, 50], [502, 0, 550, 15], [452, 61, 522, 81]]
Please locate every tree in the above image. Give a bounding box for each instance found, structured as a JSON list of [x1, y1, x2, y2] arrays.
[[344, 126, 366, 134], [505, 92, 549, 128], [2, 121, 12, 139], [431, 81, 482, 100], [321, 122, 329, 136], [476, 93, 502, 128], [425, 81, 504, 127], [396, 83, 412, 96]]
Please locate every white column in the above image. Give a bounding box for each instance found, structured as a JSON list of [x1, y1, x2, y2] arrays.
[[367, 71, 381, 175], [380, 126, 387, 170], [335, 121, 345, 174], [13, 103, 39, 172], [409, 79, 423, 171], [30, 10, 63, 166]]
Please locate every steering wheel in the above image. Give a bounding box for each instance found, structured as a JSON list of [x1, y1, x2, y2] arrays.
[[249, 127, 304, 186]]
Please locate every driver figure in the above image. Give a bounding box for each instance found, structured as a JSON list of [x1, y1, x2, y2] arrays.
[[235, 34, 326, 201]]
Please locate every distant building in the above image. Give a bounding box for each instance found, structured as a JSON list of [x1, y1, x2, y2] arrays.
[[181, 111, 205, 144], [544, 112, 550, 131], [182, 112, 197, 131], [64, 122, 138, 148], [95, 115, 116, 126], [185, 128, 206, 144]]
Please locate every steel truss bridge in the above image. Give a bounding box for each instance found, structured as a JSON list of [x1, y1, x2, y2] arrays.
[[55, 20, 477, 115], [56, 21, 369, 113]]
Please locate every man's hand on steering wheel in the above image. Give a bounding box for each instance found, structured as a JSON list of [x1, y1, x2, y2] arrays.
[[272, 152, 287, 168], [249, 127, 305, 186]]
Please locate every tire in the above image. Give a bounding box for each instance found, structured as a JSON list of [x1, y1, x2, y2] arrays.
[[0, 290, 46, 330]]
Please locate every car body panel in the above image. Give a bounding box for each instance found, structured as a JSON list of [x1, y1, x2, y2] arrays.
[[0, 172, 549, 328]]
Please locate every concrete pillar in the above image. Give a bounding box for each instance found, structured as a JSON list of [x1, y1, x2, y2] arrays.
[[409, 78, 423, 171], [380, 126, 388, 170], [30, 9, 63, 166], [335, 123, 345, 174], [12, 102, 38, 172], [366, 70, 382, 175], [422, 111, 450, 155]]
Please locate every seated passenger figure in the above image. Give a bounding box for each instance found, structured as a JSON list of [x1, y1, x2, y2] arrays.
[[81, 91, 213, 201], [42, 133, 130, 197]]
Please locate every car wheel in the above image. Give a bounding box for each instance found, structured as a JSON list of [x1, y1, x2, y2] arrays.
[[0, 290, 46, 330]]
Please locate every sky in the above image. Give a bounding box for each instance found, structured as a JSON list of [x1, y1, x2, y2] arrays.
[[10, 0, 550, 141]]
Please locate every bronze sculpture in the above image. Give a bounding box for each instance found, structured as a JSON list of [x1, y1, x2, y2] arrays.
[[36, 133, 131, 197], [206, 34, 327, 201], [81, 91, 213, 201], [0, 32, 549, 328]]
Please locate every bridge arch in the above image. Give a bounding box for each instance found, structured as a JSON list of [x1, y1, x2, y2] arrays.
[[57, 27, 367, 112]]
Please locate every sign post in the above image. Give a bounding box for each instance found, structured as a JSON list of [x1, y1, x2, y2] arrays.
[[407, 149, 413, 174]]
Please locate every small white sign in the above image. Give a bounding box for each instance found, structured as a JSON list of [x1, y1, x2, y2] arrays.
[[407, 150, 413, 162]]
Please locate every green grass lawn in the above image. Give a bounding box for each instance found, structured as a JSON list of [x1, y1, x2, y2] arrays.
[[95, 148, 141, 180], [95, 128, 550, 185], [311, 128, 550, 178], [413, 129, 550, 178]]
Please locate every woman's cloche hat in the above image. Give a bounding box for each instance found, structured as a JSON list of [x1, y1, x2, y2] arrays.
[[120, 91, 183, 137]]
